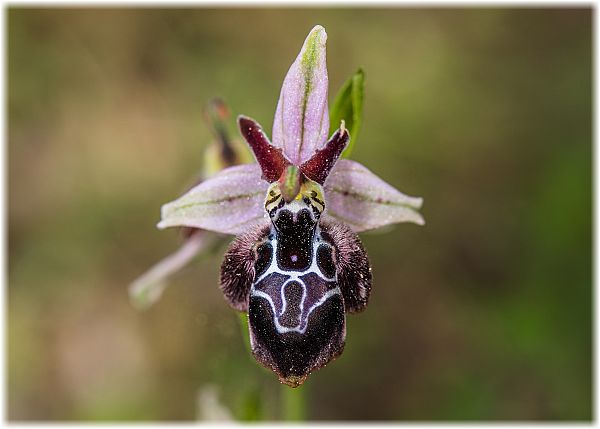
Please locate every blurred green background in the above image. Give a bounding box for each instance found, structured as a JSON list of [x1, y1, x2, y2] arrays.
[[8, 8, 591, 421]]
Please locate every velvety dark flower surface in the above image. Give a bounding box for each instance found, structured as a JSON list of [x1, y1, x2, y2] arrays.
[[154, 25, 424, 386]]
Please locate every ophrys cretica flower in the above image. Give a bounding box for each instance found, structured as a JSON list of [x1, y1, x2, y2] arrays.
[[156, 25, 424, 387]]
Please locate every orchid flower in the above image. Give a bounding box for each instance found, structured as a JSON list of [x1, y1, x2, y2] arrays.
[[154, 26, 424, 387]]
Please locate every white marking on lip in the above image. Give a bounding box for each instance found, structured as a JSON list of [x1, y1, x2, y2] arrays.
[[250, 224, 341, 335], [252, 287, 341, 334], [253, 229, 336, 284]]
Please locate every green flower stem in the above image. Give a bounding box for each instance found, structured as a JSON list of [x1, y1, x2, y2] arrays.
[[237, 312, 251, 353], [281, 383, 306, 421]]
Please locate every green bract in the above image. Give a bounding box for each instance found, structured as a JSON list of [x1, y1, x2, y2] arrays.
[[330, 69, 365, 158]]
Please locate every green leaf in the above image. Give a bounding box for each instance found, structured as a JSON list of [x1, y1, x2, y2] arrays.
[[329, 69, 364, 158]]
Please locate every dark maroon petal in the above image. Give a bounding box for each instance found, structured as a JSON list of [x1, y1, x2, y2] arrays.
[[238, 115, 290, 182], [299, 127, 349, 184]]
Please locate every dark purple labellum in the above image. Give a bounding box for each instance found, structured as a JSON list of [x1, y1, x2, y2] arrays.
[[220, 184, 372, 387]]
